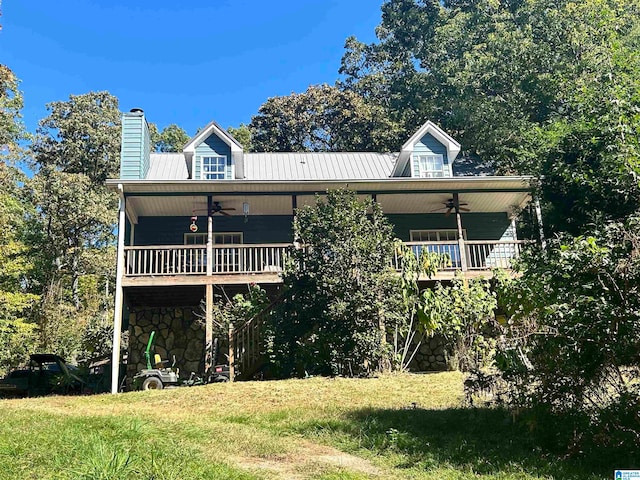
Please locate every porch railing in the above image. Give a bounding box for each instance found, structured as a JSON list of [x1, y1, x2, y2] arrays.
[[124, 244, 289, 276], [123, 240, 528, 277]]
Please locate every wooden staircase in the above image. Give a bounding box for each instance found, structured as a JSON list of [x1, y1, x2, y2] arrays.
[[228, 297, 281, 381]]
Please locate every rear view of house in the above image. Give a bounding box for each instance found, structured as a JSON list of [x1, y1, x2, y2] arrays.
[[107, 109, 535, 392]]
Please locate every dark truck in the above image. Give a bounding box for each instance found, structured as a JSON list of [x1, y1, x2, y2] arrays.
[[0, 354, 85, 398]]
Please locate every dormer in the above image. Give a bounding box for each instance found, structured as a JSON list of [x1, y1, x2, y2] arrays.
[[183, 121, 244, 180], [391, 121, 461, 178]]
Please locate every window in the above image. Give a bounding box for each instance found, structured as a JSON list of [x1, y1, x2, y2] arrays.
[[184, 233, 207, 245], [414, 154, 446, 178], [201, 156, 226, 180], [410, 229, 465, 268], [410, 229, 465, 241], [184, 233, 243, 245]]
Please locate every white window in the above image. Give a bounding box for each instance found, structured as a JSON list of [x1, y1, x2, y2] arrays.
[[414, 154, 446, 178], [201, 156, 226, 180], [183, 233, 243, 245], [410, 229, 465, 241]]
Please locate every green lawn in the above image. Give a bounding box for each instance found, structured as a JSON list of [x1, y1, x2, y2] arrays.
[[0, 373, 609, 479]]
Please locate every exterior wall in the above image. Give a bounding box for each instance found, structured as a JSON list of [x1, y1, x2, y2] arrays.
[[127, 306, 204, 380], [194, 134, 232, 179], [134, 215, 295, 245], [408, 334, 448, 371], [411, 132, 450, 178], [387, 212, 511, 241], [120, 112, 150, 180], [131, 213, 510, 246]]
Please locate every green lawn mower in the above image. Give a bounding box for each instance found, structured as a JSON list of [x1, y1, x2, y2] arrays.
[[132, 331, 180, 390]]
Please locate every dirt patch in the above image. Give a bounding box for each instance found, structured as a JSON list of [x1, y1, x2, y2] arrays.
[[233, 439, 382, 479]]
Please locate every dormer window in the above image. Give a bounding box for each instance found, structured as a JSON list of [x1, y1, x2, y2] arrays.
[[202, 155, 228, 180], [414, 153, 446, 178]]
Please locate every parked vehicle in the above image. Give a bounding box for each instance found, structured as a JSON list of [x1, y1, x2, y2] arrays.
[[0, 354, 85, 398]]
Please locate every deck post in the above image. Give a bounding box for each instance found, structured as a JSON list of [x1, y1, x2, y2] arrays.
[[228, 322, 235, 382], [534, 197, 546, 250], [111, 184, 126, 394], [454, 193, 468, 271], [204, 196, 214, 375]]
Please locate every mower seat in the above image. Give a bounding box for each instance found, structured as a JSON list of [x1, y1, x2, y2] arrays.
[[153, 354, 169, 369]]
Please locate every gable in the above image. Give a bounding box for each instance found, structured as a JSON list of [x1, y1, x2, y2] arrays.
[[183, 121, 243, 179], [193, 133, 233, 179], [392, 121, 460, 177]]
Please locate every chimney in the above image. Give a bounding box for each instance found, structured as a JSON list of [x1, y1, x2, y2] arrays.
[[120, 108, 151, 179]]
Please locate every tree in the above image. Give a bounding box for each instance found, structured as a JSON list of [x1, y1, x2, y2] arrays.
[[340, 0, 640, 235], [227, 124, 252, 152], [0, 163, 38, 374], [32, 91, 121, 183], [0, 64, 27, 160], [495, 222, 640, 461], [155, 124, 190, 152], [250, 84, 401, 152], [266, 190, 402, 377]]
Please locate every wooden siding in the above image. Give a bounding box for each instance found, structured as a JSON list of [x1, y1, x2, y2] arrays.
[[134, 215, 295, 246], [120, 113, 150, 180], [386, 212, 511, 241], [194, 134, 233, 179], [411, 132, 449, 178], [132, 213, 510, 246]]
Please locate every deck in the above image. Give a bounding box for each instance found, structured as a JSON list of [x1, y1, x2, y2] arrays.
[[121, 240, 527, 286]]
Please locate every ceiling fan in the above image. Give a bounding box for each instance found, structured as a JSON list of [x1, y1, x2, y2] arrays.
[[192, 201, 236, 217], [431, 197, 470, 216]]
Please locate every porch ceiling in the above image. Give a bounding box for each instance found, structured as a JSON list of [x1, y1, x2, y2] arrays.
[[126, 191, 531, 218], [112, 177, 533, 219]]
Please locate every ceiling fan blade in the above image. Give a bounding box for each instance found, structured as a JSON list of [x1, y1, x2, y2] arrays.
[[218, 210, 232, 217], [430, 207, 447, 212], [459, 207, 471, 212], [445, 208, 452, 217], [220, 207, 236, 211]]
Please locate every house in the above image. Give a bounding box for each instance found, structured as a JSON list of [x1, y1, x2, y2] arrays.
[[106, 108, 536, 393]]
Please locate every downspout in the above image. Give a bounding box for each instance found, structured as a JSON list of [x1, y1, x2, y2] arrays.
[[534, 197, 546, 250], [111, 184, 126, 394]]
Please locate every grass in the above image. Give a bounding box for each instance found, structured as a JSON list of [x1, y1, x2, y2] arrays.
[[0, 372, 612, 479]]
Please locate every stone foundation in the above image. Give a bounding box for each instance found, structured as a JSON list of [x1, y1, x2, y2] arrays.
[[407, 334, 449, 371], [127, 306, 204, 380]]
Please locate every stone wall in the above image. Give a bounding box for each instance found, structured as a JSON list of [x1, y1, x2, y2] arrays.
[[127, 307, 204, 379], [408, 334, 449, 371]]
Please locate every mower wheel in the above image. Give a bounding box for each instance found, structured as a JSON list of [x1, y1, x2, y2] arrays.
[[141, 376, 164, 390]]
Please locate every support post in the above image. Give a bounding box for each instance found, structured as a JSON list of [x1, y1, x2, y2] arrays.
[[534, 197, 546, 250], [228, 322, 235, 382], [204, 284, 213, 376], [111, 185, 126, 394], [454, 193, 468, 271], [205, 196, 214, 376]]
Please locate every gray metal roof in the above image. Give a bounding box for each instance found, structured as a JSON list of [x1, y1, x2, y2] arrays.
[[145, 151, 495, 181], [244, 152, 396, 180], [147, 153, 189, 180]]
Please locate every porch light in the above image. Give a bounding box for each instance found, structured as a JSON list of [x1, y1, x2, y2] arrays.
[[190, 215, 198, 232], [243, 202, 250, 222]]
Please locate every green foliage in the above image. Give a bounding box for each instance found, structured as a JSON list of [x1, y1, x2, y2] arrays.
[[419, 273, 497, 371], [154, 123, 190, 153], [495, 220, 640, 460], [340, 0, 640, 235], [0, 64, 27, 161], [32, 91, 121, 183], [227, 123, 253, 151], [249, 84, 401, 152], [199, 285, 269, 339], [267, 190, 402, 377]]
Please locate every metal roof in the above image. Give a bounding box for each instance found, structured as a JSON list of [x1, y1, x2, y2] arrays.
[[147, 153, 189, 180], [244, 152, 396, 180]]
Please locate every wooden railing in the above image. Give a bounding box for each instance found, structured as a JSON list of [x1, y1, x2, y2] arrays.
[[229, 297, 283, 381], [124, 244, 289, 276], [124, 240, 528, 277]]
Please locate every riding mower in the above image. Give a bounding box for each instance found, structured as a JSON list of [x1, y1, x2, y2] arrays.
[[132, 332, 232, 390], [132, 331, 180, 390]]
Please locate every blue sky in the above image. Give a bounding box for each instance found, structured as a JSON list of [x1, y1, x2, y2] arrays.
[[1, 0, 382, 136]]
